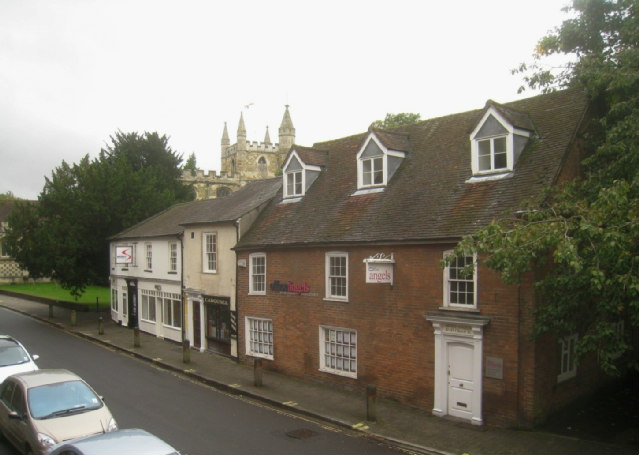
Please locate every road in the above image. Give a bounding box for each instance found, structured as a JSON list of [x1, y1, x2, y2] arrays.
[[0, 306, 408, 455]]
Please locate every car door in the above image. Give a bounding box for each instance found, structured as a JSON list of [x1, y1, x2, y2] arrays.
[[0, 379, 18, 447], [9, 383, 31, 451]]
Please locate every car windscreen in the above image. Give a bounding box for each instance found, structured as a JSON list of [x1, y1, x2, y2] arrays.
[[27, 380, 103, 419], [0, 340, 30, 367]]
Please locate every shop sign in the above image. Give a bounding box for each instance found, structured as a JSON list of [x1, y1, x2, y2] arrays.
[[116, 246, 133, 264], [485, 357, 504, 379], [204, 295, 230, 306], [270, 280, 316, 296], [365, 263, 393, 283]]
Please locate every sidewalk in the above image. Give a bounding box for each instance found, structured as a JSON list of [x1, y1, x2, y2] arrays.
[[0, 295, 635, 455]]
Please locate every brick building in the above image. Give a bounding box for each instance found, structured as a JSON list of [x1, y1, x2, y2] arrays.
[[233, 88, 609, 427]]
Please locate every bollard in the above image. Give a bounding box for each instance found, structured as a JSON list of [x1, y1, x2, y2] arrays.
[[133, 327, 140, 348], [366, 384, 377, 422], [98, 316, 104, 335], [253, 358, 263, 387], [70, 310, 77, 327], [48, 304, 54, 319], [182, 339, 190, 364]]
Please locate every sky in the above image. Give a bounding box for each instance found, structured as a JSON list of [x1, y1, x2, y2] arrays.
[[0, 0, 572, 200]]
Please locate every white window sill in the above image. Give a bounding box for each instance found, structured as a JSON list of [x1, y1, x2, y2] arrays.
[[323, 297, 349, 303], [319, 367, 357, 379], [351, 187, 385, 197], [248, 352, 273, 361], [466, 172, 513, 183], [281, 197, 302, 204], [438, 306, 480, 313], [248, 291, 266, 296]]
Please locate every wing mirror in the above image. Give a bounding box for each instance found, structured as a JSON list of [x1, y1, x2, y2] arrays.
[[8, 411, 22, 420], [32, 355, 40, 361]]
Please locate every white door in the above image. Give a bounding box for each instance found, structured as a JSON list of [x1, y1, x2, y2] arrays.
[[447, 342, 475, 420]]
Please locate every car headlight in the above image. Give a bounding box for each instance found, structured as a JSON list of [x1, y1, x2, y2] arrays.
[[37, 432, 56, 450], [107, 417, 118, 432]]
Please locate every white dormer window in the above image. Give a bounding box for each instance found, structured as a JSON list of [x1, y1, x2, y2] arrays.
[[469, 107, 532, 181], [355, 133, 406, 195], [281, 149, 322, 202]]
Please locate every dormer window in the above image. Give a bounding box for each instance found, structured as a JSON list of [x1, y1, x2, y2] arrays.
[[281, 147, 326, 203], [354, 131, 407, 195], [469, 104, 534, 182]]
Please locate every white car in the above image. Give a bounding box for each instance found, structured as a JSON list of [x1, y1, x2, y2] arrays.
[[45, 428, 180, 455], [0, 369, 117, 455], [0, 335, 39, 384]]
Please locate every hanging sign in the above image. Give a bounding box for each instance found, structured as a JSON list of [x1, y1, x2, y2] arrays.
[[363, 253, 395, 285], [116, 246, 133, 264]]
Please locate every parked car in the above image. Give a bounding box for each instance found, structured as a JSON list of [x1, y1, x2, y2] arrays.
[[0, 335, 39, 384], [45, 428, 180, 455], [0, 369, 117, 455]]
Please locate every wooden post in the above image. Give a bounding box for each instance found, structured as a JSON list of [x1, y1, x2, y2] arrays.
[[183, 339, 190, 364], [70, 310, 77, 327], [133, 327, 140, 347], [98, 317, 104, 335], [366, 384, 377, 422], [48, 304, 54, 319], [254, 358, 263, 387]]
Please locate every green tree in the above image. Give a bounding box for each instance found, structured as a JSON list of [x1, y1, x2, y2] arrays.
[[183, 152, 197, 175], [371, 112, 421, 129], [448, 0, 638, 375], [5, 132, 194, 297]]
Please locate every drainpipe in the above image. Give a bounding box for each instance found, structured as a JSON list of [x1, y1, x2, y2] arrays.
[[179, 232, 185, 343], [234, 218, 241, 361]]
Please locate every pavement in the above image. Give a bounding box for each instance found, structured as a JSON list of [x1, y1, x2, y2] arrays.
[[0, 294, 635, 455]]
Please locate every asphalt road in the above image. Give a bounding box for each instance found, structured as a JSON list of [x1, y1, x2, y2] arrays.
[[0, 307, 407, 455]]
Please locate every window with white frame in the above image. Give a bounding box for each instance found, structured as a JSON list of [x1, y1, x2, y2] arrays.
[[469, 109, 532, 179], [319, 326, 357, 378], [246, 317, 273, 359], [169, 243, 178, 272], [286, 170, 302, 197], [362, 156, 383, 186], [140, 290, 157, 322], [477, 136, 507, 172], [203, 233, 217, 273], [110, 287, 118, 312], [249, 253, 266, 295], [443, 251, 477, 308], [162, 292, 182, 328], [325, 252, 348, 301], [145, 243, 152, 270], [558, 334, 577, 382]]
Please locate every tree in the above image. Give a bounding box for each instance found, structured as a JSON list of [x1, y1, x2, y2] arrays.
[[183, 152, 197, 175], [371, 112, 421, 129], [447, 0, 638, 375], [5, 131, 194, 297]]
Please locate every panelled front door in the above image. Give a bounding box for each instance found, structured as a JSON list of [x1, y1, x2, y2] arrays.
[[193, 301, 201, 349], [447, 342, 475, 420]]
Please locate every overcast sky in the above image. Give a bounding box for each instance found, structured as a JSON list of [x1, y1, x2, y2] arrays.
[[0, 0, 571, 200]]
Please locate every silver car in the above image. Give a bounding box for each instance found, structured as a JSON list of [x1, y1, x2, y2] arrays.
[[45, 428, 180, 455], [0, 336, 39, 384], [0, 369, 117, 455]]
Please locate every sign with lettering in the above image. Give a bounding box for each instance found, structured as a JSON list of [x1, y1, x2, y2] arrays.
[[204, 295, 230, 306], [365, 263, 393, 284], [443, 324, 473, 336], [270, 280, 314, 296], [116, 246, 133, 264]]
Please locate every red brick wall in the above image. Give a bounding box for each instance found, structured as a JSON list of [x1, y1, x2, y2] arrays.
[[237, 243, 534, 426]]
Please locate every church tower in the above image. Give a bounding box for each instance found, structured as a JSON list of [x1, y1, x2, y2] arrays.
[[278, 105, 295, 153]]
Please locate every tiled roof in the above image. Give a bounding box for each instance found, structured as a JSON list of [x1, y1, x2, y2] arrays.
[[0, 200, 36, 223], [291, 146, 328, 167], [110, 178, 281, 240], [236, 88, 588, 249]]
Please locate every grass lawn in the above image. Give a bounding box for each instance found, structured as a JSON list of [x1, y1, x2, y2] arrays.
[[0, 282, 110, 309]]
